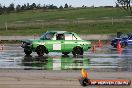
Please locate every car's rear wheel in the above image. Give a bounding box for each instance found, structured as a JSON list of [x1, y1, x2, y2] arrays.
[[36, 46, 45, 56], [72, 46, 83, 56], [62, 52, 70, 55], [24, 49, 32, 55]]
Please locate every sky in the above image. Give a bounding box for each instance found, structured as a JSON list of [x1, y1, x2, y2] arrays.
[[0, 0, 116, 7]]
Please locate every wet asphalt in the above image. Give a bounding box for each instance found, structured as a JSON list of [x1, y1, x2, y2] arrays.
[[0, 44, 132, 72]]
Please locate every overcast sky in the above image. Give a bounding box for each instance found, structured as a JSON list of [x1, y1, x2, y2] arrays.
[[0, 0, 116, 7]]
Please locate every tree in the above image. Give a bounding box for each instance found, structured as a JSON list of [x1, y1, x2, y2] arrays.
[[116, 0, 132, 15], [43, 4, 47, 9], [16, 4, 21, 12], [37, 4, 41, 9], [59, 6, 63, 9], [26, 3, 30, 10], [23, 4, 27, 10], [8, 3, 15, 12], [0, 4, 3, 15], [64, 3, 69, 8], [3, 6, 10, 14], [30, 3, 37, 9], [21, 5, 25, 10]]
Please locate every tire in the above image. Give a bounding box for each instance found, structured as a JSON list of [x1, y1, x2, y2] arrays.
[[62, 52, 70, 55], [24, 49, 32, 55], [36, 46, 45, 56], [72, 46, 83, 56]]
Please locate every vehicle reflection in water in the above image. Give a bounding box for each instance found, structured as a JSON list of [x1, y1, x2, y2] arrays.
[[22, 55, 90, 70], [22, 52, 132, 71], [0, 44, 132, 71]]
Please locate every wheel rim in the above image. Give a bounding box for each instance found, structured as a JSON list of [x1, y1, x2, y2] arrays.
[[72, 47, 83, 56]]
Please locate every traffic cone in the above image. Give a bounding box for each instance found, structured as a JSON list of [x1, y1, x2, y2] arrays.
[[117, 40, 122, 51], [118, 49, 122, 54], [92, 44, 96, 52], [98, 40, 102, 48], [117, 41, 123, 54]]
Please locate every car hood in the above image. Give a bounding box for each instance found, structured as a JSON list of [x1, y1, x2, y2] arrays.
[[21, 39, 34, 43], [22, 39, 47, 43]]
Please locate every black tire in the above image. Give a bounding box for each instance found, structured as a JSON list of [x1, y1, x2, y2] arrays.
[[36, 46, 45, 56], [72, 46, 83, 56], [24, 49, 32, 55], [62, 52, 70, 55], [121, 42, 127, 48]]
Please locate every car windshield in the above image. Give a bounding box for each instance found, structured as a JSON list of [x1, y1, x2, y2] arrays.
[[40, 32, 55, 40]]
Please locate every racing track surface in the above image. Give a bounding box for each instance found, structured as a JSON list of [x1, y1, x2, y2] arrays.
[[0, 44, 132, 72]]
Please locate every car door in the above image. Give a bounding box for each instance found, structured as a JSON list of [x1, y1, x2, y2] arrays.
[[51, 33, 65, 52], [63, 33, 78, 52]]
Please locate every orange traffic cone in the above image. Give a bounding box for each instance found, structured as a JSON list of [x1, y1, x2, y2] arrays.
[[118, 49, 123, 54], [117, 40, 122, 51], [92, 44, 96, 52], [98, 40, 102, 48], [81, 68, 88, 78]]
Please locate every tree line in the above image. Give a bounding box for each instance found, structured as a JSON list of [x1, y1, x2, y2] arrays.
[[116, 0, 132, 15], [1, 0, 131, 15], [0, 3, 70, 15]]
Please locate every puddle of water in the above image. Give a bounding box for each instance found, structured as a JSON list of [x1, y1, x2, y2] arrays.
[[0, 44, 132, 71]]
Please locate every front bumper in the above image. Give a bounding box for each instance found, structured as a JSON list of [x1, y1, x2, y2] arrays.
[[21, 42, 32, 50]]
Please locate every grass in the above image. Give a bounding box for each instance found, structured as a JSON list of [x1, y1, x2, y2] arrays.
[[0, 7, 132, 35], [0, 22, 132, 35], [0, 8, 127, 22]]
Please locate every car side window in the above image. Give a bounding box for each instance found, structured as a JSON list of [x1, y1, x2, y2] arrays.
[[65, 34, 77, 40], [56, 34, 64, 40]]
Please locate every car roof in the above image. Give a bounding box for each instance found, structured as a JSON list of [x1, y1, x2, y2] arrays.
[[46, 31, 75, 34]]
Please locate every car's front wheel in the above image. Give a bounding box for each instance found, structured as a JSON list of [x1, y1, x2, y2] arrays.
[[72, 46, 83, 56], [36, 46, 45, 56], [24, 49, 32, 55]]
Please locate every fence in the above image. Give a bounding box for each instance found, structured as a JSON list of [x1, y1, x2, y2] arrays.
[[0, 17, 132, 31]]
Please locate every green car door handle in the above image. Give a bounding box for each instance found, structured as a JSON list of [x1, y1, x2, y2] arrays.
[[75, 42, 77, 43], [61, 41, 64, 43]]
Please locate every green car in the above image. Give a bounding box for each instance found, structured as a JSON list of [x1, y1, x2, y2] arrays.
[[21, 31, 91, 56]]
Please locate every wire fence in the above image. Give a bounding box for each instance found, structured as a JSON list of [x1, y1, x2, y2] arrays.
[[0, 17, 132, 31]]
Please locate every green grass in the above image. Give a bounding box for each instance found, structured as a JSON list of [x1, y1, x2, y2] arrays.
[[0, 8, 127, 22], [0, 7, 132, 35], [0, 22, 132, 35]]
